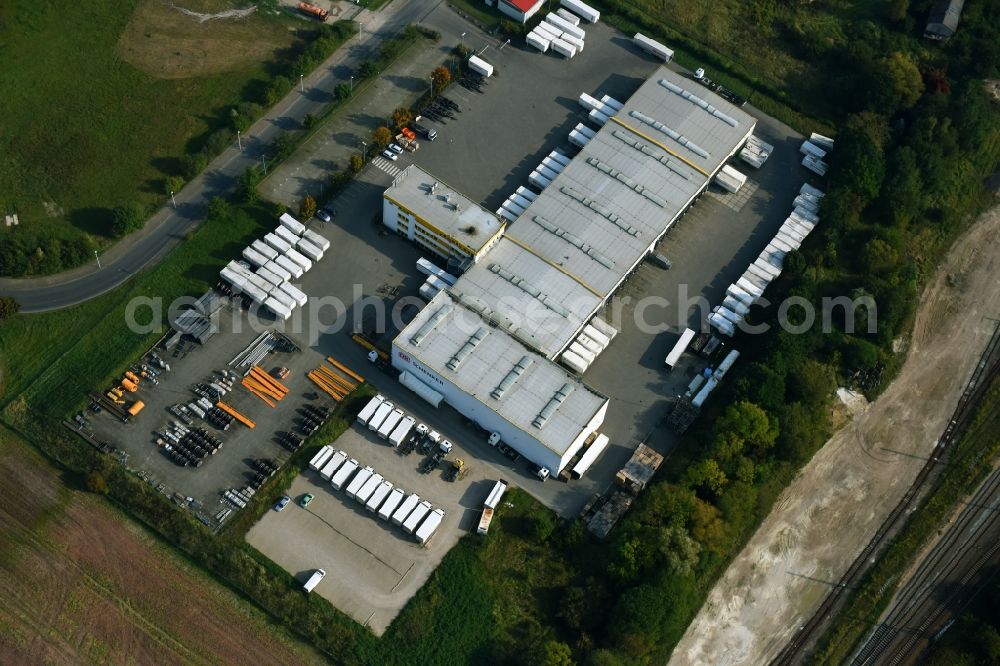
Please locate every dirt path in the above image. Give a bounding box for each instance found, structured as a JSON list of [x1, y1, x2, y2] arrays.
[[671, 202, 1000, 665]]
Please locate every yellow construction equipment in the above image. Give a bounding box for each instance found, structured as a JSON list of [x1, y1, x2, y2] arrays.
[[105, 391, 125, 405]]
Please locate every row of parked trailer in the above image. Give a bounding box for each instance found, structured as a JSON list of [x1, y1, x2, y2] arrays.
[[527, 10, 588, 57], [219, 213, 329, 320], [708, 182, 824, 338], [578, 91, 622, 128], [416, 257, 458, 301], [308, 445, 445, 545]]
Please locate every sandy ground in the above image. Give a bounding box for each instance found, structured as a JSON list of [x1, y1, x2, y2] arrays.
[[671, 202, 1000, 665]]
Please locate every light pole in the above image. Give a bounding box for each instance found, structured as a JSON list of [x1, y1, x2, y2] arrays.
[[300, 74, 304, 93], [350, 75, 354, 92], [170, 191, 177, 208], [461, 32, 466, 49], [361, 140, 367, 165], [261, 155, 267, 174], [94, 250, 102, 269], [237, 129, 242, 151]]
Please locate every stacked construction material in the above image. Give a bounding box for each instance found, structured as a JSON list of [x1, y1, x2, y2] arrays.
[[740, 134, 774, 169], [801, 133, 834, 176], [307, 356, 363, 402], [241, 366, 290, 407], [219, 212, 329, 320], [709, 183, 823, 337]]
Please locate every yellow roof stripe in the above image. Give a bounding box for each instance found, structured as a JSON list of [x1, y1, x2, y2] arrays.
[[608, 116, 710, 177]]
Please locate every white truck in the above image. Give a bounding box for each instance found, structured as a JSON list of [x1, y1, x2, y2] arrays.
[[356, 394, 384, 425], [378, 487, 406, 521], [330, 458, 359, 491], [664, 327, 696, 369], [415, 509, 445, 545], [468, 55, 494, 78], [392, 493, 421, 526], [302, 569, 326, 593], [477, 479, 508, 535], [366, 480, 394, 512], [403, 501, 433, 534], [355, 473, 384, 504], [319, 450, 347, 481], [377, 409, 404, 440], [389, 416, 415, 448], [345, 466, 374, 499]]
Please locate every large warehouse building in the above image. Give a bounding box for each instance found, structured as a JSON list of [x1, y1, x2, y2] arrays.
[[390, 66, 757, 475]]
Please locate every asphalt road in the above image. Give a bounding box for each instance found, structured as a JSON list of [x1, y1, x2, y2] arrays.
[[0, 0, 445, 314], [850, 462, 1000, 665]]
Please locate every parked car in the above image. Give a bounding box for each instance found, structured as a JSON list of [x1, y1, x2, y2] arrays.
[[315, 208, 332, 222], [274, 495, 290, 511], [388, 143, 404, 155], [299, 493, 314, 508], [382, 149, 398, 161]]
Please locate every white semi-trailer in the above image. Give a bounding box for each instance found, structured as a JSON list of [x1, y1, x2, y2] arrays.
[[392, 493, 421, 526], [403, 501, 433, 534], [415, 509, 445, 545], [356, 394, 384, 425], [279, 212, 306, 235], [366, 480, 394, 512], [345, 466, 374, 499], [477, 480, 508, 535], [331, 458, 359, 491], [664, 328, 696, 369], [570, 433, 610, 479], [378, 409, 405, 439], [320, 450, 347, 481], [389, 416, 415, 448], [368, 401, 394, 431], [355, 473, 384, 504], [309, 445, 334, 471], [379, 488, 406, 521]]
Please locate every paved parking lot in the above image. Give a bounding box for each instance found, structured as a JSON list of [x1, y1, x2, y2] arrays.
[[246, 419, 500, 634]]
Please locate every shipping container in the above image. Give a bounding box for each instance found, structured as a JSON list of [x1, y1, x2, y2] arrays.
[[545, 13, 586, 40], [302, 228, 331, 252], [561, 349, 589, 374], [331, 459, 359, 490], [561, 33, 585, 52], [264, 260, 292, 282], [278, 281, 308, 307], [279, 213, 306, 235], [526, 30, 551, 52], [272, 254, 303, 279], [251, 239, 278, 260], [551, 37, 579, 59], [242, 246, 269, 268], [274, 225, 298, 245], [715, 164, 748, 193], [265, 297, 292, 321], [284, 248, 313, 272], [633, 32, 672, 62], [559, 0, 599, 23], [296, 238, 324, 262], [378, 488, 406, 521], [555, 7, 580, 25], [468, 55, 494, 77], [264, 233, 292, 255]]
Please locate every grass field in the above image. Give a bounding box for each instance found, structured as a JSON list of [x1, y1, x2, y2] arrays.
[[0, 425, 323, 664], [0, 201, 273, 417], [0, 0, 298, 275]]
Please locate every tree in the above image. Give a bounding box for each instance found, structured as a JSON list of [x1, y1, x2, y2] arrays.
[[299, 194, 317, 220], [111, 201, 146, 237], [335, 83, 352, 101], [831, 115, 889, 203], [431, 65, 451, 93], [863, 237, 899, 274], [880, 146, 923, 227], [264, 75, 292, 105], [206, 197, 231, 222], [538, 640, 574, 666], [240, 165, 263, 203], [656, 524, 701, 577], [358, 61, 379, 79], [714, 401, 779, 456], [372, 126, 393, 149], [685, 458, 728, 497], [350, 154, 364, 173], [0, 295, 20, 322], [391, 106, 414, 129], [876, 51, 924, 112], [886, 0, 909, 22]]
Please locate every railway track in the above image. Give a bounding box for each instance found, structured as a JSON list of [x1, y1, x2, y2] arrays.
[[771, 321, 1000, 665]]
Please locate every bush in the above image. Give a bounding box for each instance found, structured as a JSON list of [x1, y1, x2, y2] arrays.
[[111, 201, 146, 237]]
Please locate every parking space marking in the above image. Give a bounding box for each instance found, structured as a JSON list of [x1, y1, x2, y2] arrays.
[[372, 157, 402, 177], [706, 179, 759, 212]]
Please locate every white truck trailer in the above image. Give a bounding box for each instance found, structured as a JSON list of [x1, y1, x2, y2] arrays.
[[367, 401, 394, 431], [366, 480, 394, 512], [415, 509, 445, 545], [251, 239, 278, 260], [633, 32, 672, 62], [355, 473, 384, 504], [468, 55, 494, 78], [356, 394, 384, 425], [296, 237, 324, 263], [560, 0, 600, 22], [392, 493, 421, 526], [284, 248, 313, 273], [403, 501, 433, 534], [264, 232, 292, 255], [331, 458, 359, 491], [570, 433, 610, 479], [477, 480, 508, 535], [309, 445, 334, 471], [664, 327, 696, 369], [279, 212, 306, 235], [389, 416, 415, 448], [377, 409, 404, 440], [301, 228, 330, 252], [302, 569, 326, 593], [345, 466, 374, 499], [274, 224, 299, 245], [274, 254, 304, 279], [378, 487, 406, 521], [320, 450, 347, 481]]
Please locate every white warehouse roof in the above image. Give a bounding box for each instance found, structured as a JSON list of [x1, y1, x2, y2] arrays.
[[456, 65, 756, 357], [393, 291, 609, 458]]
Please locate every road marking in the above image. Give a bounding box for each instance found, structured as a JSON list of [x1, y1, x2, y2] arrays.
[[372, 157, 402, 176]]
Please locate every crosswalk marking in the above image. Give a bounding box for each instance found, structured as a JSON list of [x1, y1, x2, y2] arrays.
[[372, 156, 402, 177]]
